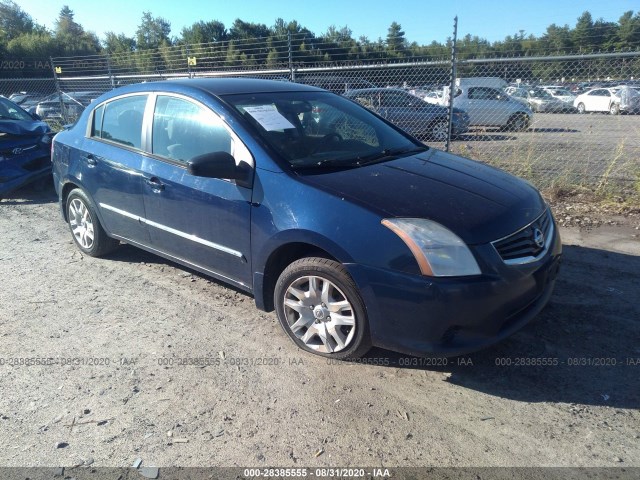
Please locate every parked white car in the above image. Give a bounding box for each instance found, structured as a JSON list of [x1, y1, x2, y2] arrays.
[[574, 87, 640, 114], [422, 90, 445, 105]]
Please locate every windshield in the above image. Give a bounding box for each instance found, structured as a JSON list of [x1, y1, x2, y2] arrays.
[[530, 88, 552, 98], [222, 91, 425, 169], [0, 97, 35, 121]]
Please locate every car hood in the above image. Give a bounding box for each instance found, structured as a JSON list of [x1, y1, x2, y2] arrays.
[[298, 149, 546, 245], [0, 120, 50, 137]]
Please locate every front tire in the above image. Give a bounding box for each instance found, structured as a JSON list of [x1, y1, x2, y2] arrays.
[[610, 103, 620, 115], [577, 103, 586, 114], [429, 120, 449, 142], [66, 188, 119, 257], [274, 257, 371, 359], [506, 113, 529, 132]]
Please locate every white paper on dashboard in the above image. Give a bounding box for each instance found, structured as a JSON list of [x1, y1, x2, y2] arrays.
[[243, 105, 296, 131]]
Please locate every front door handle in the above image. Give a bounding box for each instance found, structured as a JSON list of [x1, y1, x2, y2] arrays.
[[145, 177, 165, 191]]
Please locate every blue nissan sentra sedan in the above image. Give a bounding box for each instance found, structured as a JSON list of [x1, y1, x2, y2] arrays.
[[51, 78, 561, 359]]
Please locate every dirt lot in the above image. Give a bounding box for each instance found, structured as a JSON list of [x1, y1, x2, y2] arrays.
[[443, 112, 640, 192], [0, 183, 639, 470]]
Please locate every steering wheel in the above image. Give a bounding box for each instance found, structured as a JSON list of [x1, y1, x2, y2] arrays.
[[322, 132, 343, 143], [310, 132, 343, 155]]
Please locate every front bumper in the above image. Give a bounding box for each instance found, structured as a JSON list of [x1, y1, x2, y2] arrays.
[[347, 224, 562, 357], [0, 149, 51, 198]]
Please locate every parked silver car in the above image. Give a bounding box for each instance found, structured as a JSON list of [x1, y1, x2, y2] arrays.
[[344, 88, 470, 140], [541, 86, 577, 105], [506, 86, 575, 113], [452, 85, 532, 130]]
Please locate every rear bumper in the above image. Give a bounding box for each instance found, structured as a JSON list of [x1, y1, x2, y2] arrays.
[[347, 225, 562, 357]]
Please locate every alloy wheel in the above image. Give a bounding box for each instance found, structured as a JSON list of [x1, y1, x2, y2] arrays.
[[68, 198, 95, 249]]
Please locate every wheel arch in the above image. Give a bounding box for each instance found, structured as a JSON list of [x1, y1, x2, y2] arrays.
[[60, 180, 81, 221], [253, 233, 354, 312]]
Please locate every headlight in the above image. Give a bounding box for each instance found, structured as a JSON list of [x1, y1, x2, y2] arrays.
[[382, 218, 481, 277]]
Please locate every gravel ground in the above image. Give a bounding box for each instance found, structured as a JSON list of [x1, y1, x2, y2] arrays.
[[0, 183, 639, 469]]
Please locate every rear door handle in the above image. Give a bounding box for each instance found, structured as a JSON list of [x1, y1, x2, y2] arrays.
[[81, 154, 97, 166], [145, 177, 165, 191]]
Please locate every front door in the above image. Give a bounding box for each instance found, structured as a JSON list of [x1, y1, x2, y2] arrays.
[[140, 94, 254, 288]]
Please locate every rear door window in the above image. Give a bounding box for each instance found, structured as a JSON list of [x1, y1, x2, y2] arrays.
[[97, 95, 148, 149], [468, 87, 499, 100]]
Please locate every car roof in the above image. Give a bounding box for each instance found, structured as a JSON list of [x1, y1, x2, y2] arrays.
[[108, 78, 323, 97]]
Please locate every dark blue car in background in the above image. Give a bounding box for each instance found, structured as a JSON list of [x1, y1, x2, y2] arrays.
[[0, 97, 52, 199], [51, 78, 561, 359]]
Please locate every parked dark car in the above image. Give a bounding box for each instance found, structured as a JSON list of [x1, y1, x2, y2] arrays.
[[29, 91, 101, 122], [344, 88, 470, 140], [9, 91, 47, 109], [52, 79, 561, 359], [0, 97, 53, 198]]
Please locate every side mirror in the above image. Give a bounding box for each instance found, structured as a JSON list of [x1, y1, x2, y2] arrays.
[[187, 151, 252, 185]]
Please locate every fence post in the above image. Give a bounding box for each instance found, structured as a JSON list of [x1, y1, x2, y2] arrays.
[[50, 56, 68, 124], [106, 54, 115, 89], [186, 44, 193, 78], [445, 16, 458, 153], [288, 32, 295, 82]]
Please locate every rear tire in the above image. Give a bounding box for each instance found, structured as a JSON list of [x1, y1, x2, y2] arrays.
[[609, 103, 620, 115], [66, 188, 119, 257], [274, 257, 371, 359], [577, 103, 586, 114]]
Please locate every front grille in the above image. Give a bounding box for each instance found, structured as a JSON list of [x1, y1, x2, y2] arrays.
[[492, 209, 553, 264]]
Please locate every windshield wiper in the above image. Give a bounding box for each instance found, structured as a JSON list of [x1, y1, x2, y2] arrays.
[[355, 145, 428, 166], [292, 145, 428, 170]]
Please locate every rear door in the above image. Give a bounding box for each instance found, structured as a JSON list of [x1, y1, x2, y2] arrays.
[[80, 94, 150, 244], [140, 94, 254, 288], [587, 90, 610, 111]]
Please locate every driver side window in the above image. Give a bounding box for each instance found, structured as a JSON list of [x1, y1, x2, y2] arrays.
[[152, 96, 231, 164]]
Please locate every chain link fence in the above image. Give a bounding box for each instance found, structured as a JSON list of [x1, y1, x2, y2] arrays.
[[0, 77, 57, 119], [3, 31, 639, 200]]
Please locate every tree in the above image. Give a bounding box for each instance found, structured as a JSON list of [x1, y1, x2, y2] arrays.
[[386, 22, 406, 56], [0, 0, 35, 42], [228, 19, 269, 40], [180, 20, 227, 44], [573, 11, 594, 50], [616, 10, 640, 49], [53, 6, 100, 55], [55, 5, 82, 37], [136, 11, 171, 50], [103, 32, 136, 54], [7, 31, 57, 57]]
